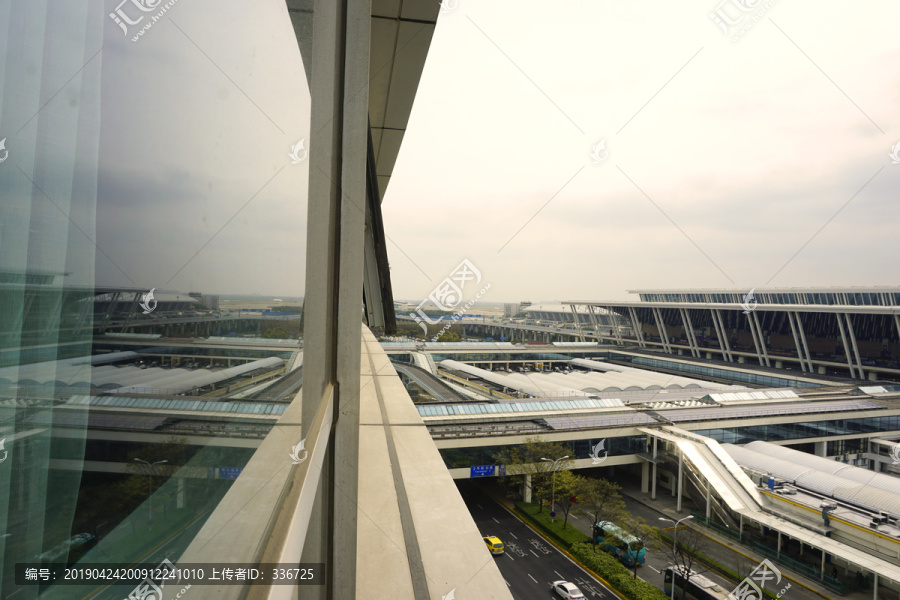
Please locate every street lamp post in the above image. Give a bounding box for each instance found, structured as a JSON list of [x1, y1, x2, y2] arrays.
[[134, 458, 168, 528], [540, 456, 569, 523], [659, 515, 694, 600]]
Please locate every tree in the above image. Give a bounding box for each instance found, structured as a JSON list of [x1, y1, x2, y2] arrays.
[[657, 524, 712, 593], [436, 330, 460, 342], [620, 516, 660, 579], [494, 437, 572, 512], [575, 477, 627, 539], [553, 471, 582, 529]]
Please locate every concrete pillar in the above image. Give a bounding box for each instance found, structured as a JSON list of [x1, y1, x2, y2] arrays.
[[651, 437, 658, 501], [870, 371, 879, 381], [676, 452, 683, 512], [775, 360, 783, 368], [777, 531, 781, 558], [524, 474, 532, 503], [815, 441, 827, 457], [641, 462, 650, 494], [706, 352, 712, 359], [818, 365, 826, 374], [738, 356, 745, 363], [705, 481, 711, 520]]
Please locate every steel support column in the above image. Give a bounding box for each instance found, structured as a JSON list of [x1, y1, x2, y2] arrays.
[[628, 306, 645, 348], [680, 308, 699, 358], [795, 311, 814, 373], [786, 311, 807, 372], [570, 304, 586, 343], [652, 307, 672, 353], [845, 313, 866, 380], [715, 309, 734, 362], [746, 312, 765, 366], [751, 310, 771, 367], [836, 313, 857, 378], [608, 307, 624, 345]]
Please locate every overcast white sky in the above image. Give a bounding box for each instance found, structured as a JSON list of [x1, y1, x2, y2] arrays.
[[93, 1, 900, 302], [384, 0, 900, 303], [96, 0, 310, 297]]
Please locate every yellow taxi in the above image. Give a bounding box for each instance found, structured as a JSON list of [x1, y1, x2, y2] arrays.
[[483, 535, 504, 555]]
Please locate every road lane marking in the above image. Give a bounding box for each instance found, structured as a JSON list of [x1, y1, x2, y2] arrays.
[[648, 565, 660, 573], [493, 517, 500, 523], [530, 549, 539, 557], [509, 532, 517, 539], [554, 570, 564, 578], [477, 504, 483, 509], [528, 574, 538, 584], [505, 580, 510, 587]]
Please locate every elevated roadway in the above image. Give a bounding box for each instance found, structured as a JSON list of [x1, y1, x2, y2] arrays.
[[393, 362, 470, 403]]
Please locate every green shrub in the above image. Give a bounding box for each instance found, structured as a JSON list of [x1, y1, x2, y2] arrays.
[[570, 543, 669, 600]]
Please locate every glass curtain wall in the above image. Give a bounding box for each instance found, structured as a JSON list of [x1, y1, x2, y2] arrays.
[[0, 1, 311, 597]]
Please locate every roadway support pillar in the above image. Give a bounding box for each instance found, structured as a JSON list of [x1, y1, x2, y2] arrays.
[[641, 462, 649, 494], [524, 474, 532, 503], [873, 573, 878, 600], [739, 514, 743, 542], [821, 549, 826, 579], [676, 451, 683, 512], [777, 531, 781, 558], [651, 438, 658, 500], [705, 480, 711, 520]]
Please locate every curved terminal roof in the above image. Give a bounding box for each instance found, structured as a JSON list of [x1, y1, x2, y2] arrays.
[[569, 358, 733, 391], [724, 443, 900, 517], [742, 441, 900, 496]]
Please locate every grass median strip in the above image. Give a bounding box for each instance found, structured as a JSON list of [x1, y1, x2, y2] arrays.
[[512, 502, 668, 600]]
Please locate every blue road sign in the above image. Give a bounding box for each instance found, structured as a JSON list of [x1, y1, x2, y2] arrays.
[[219, 467, 244, 479], [470, 465, 496, 478], [500, 336, 505, 341]]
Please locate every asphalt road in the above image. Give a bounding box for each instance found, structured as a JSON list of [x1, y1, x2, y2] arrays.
[[457, 480, 617, 600]]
